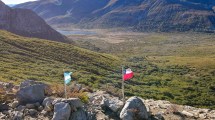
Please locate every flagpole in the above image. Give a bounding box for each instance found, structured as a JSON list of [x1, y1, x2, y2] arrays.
[[63, 69, 67, 99], [122, 66, 125, 103]]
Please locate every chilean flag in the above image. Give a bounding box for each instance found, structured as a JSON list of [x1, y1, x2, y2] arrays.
[[123, 68, 133, 81]]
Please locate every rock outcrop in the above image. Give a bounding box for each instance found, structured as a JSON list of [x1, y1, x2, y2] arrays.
[[0, 1, 68, 42], [120, 96, 148, 120], [16, 80, 46, 104], [52, 102, 71, 120], [0, 81, 215, 120]]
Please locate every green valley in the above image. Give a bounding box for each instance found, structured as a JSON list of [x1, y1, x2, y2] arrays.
[[69, 30, 215, 109]]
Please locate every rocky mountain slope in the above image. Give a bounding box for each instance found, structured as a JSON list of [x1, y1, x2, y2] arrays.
[[0, 80, 215, 120], [15, 0, 215, 32], [0, 1, 67, 42]]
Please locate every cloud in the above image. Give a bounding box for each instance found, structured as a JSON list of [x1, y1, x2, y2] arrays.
[[1, 0, 37, 4]]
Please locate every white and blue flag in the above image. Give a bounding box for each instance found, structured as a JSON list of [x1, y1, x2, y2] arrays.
[[64, 72, 72, 85]]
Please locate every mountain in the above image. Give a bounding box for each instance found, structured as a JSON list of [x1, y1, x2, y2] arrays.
[[15, 0, 215, 32], [7, 4, 16, 7], [0, 30, 119, 84], [0, 1, 67, 42]]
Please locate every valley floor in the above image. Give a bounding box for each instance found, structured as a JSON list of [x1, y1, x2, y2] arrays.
[[65, 29, 215, 109]]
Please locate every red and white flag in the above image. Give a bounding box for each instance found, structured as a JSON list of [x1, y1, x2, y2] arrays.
[[123, 68, 133, 81]]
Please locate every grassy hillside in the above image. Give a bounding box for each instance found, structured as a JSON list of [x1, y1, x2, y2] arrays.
[[0, 30, 120, 88], [71, 31, 215, 109]]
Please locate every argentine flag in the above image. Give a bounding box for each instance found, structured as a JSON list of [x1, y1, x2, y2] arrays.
[[64, 72, 72, 85]]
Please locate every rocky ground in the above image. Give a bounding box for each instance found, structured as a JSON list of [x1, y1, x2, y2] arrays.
[[0, 80, 215, 120]]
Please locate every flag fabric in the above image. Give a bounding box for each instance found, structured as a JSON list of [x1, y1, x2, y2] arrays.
[[123, 68, 133, 81], [64, 72, 72, 85]]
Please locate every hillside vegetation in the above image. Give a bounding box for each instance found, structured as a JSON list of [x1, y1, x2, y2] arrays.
[[0, 30, 120, 88], [71, 31, 215, 109]]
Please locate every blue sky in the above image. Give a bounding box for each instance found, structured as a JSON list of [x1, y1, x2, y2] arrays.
[[2, 0, 37, 4]]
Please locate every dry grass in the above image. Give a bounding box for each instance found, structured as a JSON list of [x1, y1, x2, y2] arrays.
[[45, 84, 89, 103]]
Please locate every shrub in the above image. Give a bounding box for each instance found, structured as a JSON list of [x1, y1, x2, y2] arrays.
[[45, 84, 89, 103]]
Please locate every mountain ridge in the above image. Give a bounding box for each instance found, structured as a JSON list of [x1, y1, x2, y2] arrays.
[[0, 1, 68, 42], [15, 0, 215, 32]]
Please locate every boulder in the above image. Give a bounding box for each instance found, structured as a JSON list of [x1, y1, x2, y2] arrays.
[[16, 84, 45, 104], [69, 108, 88, 120], [62, 98, 83, 110], [101, 96, 123, 112], [52, 102, 71, 120], [120, 96, 148, 120]]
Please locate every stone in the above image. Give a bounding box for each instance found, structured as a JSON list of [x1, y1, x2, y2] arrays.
[[41, 110, 48, 116], [15, 105, 26, 112], [52, 98, 62, 105], [96, 111, 107, 120], [26, 104, 35, 109], [2, 110, 9, 115], [209, 113, 215, 119], [0, 103, 9, 111], [69, 108, 88, 120], [44, 102, 53, 112], [199, 113, 207, 119], [35, 102, 40, 107], [38, 106, 44, 111], [101, 96, 123, 112], [62, 98, 83, 110], [120, 96, 148, 120], [11, 101, 19, 108], [153, 112, 165, 120], [0, 113, 6, 119], [52, 102, 71, 120], [16, 84, 45, 104], [43, 97, 54, 106], [181, 110, 194, 117], [29, 109, 38, 116], [43, 97, 54, 112], [12, 111, 23, 120]]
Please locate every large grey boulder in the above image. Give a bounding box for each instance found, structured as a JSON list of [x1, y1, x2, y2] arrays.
[[16, 84, 45, 104], [120, 96, 148, 120], [52, 102, 71, 120], [70, 108, 88, 120]]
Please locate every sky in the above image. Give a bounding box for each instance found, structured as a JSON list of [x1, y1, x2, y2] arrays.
[[1, 0, 37, 4]]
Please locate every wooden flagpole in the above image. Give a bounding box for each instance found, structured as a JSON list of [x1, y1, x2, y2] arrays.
[[63, 69, 67, 99], [122, 66, 125, 103]]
